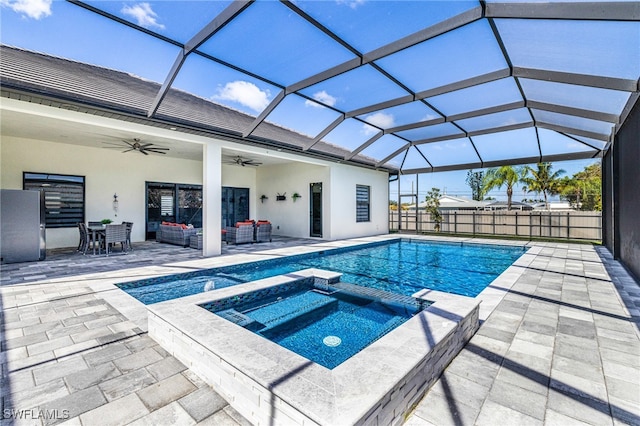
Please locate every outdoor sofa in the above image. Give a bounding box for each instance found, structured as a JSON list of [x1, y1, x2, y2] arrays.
[[156, 222, 200, 247]]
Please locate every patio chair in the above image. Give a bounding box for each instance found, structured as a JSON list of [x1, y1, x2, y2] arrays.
[[88, 221, 102, 227], [77, 222, 88, 252], [255, 220, 272, 243], [122, 221, 133, 251], [225, 222, 254, 245], [104, 223, 128, 256]]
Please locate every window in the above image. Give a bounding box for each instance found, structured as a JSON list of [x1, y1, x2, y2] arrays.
[[356, 184, 370, 222], [23, 172, 85, 228]]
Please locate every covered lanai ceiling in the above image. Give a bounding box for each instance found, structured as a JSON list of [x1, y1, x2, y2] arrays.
[[3, 1, 640, 174]]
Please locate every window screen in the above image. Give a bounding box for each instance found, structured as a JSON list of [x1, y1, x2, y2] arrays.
[[356, 185, 370, 223], [23, 172, 85, 228]]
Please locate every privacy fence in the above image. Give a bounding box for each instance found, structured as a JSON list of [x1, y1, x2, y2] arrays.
[[390, 210, 602, 242]]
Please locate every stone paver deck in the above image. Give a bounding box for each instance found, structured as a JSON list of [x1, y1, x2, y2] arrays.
[[1, 237, 639, 426], [407, 243, 640, 426]]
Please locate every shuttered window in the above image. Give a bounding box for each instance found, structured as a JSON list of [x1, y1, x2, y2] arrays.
[[23, 172, 85, 228], [356, 185, 370, 223]]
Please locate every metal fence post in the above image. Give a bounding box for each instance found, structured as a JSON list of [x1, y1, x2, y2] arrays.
[[454, 211, 457, 234], [567, 211, 570, 239], [492, 211, 496, 235], [515, 211, 518, 236], [472, 211, 476, 236]]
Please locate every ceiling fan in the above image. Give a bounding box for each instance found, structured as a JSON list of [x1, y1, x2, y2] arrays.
[[224, 155, 262, 167], [102, 138, 169, 155]]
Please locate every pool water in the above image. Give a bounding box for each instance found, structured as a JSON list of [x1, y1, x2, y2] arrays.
[[119, 239, 526, 304], [203, 286, 421, 369]]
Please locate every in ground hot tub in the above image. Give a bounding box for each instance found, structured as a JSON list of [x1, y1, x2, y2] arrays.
[[200, 279, 429, 369], [148, 269, 480, 426]]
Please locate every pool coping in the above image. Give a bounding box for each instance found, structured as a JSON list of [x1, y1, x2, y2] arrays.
[[147, 268, 481, 425]]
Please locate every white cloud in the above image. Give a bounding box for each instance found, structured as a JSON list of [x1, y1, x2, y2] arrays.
[[122, 2, 165, 30], [336, 0, 365, 10], [212, 81, 271, 113], [361, 123, 379, 137], [1, 0, 52, 19], [364, 112, 395, 129], [305, 90, 337, 108]]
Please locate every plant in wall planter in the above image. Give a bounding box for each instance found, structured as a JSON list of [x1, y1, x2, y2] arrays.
[[292, 192, 302, 202], [260, 195, 268, 203], [276, 193, 286, 201]]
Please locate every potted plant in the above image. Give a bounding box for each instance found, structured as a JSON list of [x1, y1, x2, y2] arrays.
[[276, 193, 286, 201], [260, 194, 268, 203], [292, 192, 301, 202], [101, 219, 113, 225]]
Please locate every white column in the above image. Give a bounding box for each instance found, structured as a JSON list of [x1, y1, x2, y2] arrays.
[[202, 142, 222, 256]]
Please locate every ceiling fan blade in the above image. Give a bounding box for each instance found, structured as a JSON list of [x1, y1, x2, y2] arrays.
[[122, 140, 136, 148], [122, 148, 135, 153], [140, 149, 149, 155], [140, 143, 154, 148]]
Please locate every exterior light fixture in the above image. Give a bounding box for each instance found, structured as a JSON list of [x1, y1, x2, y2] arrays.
[[113, 193, 119, 216]]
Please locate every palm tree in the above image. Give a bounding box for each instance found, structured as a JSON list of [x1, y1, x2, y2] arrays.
[[522, 162, 566, 210], [482, 166, 524, 210]]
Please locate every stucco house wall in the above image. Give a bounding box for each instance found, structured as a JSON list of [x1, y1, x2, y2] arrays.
[[255, 162, 330, 238], [329, 165, 390, 240]]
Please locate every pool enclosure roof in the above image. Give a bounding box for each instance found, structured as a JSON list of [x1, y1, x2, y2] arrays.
[[3, 1, 640, 174]]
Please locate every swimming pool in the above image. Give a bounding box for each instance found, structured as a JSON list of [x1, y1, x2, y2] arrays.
[[119, 239, 526, 304]]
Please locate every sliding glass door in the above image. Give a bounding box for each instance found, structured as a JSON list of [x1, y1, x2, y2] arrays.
[[221, 187, 249, 228], [146, 182, 202, 240]]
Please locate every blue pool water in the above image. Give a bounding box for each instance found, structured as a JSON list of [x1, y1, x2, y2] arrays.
[[119, 239, 526, 304], [201, 282, 423, 369]]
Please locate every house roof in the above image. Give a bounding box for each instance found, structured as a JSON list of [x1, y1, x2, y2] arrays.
[[0, 44, 386, 170], [1, 1, 639, 174]]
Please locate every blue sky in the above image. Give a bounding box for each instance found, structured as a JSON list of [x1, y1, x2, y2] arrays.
[[0, 0, 604, 201]]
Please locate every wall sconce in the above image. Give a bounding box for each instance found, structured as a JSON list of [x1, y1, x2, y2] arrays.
[[113, 193, 119, 216]]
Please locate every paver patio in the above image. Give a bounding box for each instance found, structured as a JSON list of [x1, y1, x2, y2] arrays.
[[1, 237, 639, 425]]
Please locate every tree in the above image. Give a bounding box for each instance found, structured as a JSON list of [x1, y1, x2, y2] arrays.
[[560, 163, 601, 211], [465, 170, 486, 201], [389, 200, 398, 211], [521, 162, 565, 210], [482, 166, 524, 210], [425, 188, 442, 232]]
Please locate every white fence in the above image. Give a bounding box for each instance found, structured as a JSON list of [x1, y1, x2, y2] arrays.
[[390, 210, 602, 241]]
